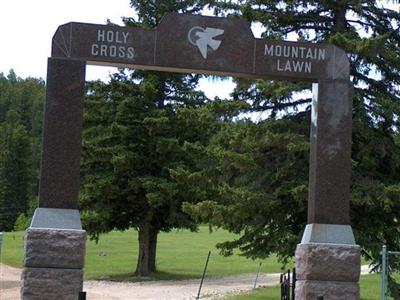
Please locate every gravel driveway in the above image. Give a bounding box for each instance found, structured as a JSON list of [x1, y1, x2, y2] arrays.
[[0, 263, 374, 299], [0, 263, 280, 300]]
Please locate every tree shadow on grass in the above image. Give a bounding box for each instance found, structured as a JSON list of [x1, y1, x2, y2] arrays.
[[90, 271, 202, 282]]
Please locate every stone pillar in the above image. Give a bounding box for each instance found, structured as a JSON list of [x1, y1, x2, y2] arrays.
[[295, 80, 361, 299], [21, 58, 87, 300], [39, 58, 86, 209], [21, 208, 86, 300]]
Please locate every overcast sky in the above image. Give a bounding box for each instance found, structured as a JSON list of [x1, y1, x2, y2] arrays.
[[0, 0, 235, 99]]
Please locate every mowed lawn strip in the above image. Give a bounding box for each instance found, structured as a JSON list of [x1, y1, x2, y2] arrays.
[[0, 230, 383, 297], [1, 231, 24, 267], [1, 226, 290, 280], [224, 274, 381, 300]]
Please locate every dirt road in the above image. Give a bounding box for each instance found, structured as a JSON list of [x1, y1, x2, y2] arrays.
[[0, 264, 21, 300], [0, 263, 374, 300], [0, 263, 280, 300]]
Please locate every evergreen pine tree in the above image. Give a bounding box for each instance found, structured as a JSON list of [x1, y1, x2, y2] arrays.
[[80, 0, 247, 276], [187, 0, 400, 284], [0, 71, 44, 231]]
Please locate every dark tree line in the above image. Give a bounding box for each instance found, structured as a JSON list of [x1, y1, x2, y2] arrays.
[[0, 71, 44, 232]]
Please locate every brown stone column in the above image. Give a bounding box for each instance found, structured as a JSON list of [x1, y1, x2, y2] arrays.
[[22, 58, 87, 300], [39, 57, 86, 209], [295, 80, 360, 299], [308, 80, 352, 225]]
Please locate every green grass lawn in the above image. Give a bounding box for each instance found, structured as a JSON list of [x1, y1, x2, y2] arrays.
[[224, 286, 280, 300], [224, 274, 381, 300], [0, 228, 386, 297], [1, 226, 291, 280]]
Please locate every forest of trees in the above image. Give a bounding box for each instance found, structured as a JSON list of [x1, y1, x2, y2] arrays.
[[0, 0, 399, 294], [0, 71, 44, 232], [184, 0, 400, 260]]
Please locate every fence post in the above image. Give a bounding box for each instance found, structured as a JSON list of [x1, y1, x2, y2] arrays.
[[381, 245, 387, 300], [287, 269, 291, 300], [291, 268, 296, 300], [196, 250, 211, 300], [253, 262, 262, 289]]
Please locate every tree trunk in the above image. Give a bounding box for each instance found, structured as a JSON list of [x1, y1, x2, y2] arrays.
[[148, 227, 158, 272], [135, 222, 158, 276], [333, 3, 347, 32]]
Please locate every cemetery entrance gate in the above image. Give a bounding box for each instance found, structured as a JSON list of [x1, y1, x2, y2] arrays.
[[21, 13, 360, 299]]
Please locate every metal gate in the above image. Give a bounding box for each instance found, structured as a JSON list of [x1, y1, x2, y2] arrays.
[[280, 268, 296, 300], [381, 245, 400, 300]]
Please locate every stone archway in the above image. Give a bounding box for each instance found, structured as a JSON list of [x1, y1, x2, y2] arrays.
[[21, 13, 359, 299]]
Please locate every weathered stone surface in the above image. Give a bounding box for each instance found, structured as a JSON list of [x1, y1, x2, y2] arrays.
[[24, 228, 86, 269], [39, 58, 86, 209], [295, 243, 360, 282], [255, 40, 331, 81], [301, 223, 355, 244], [155, 13, 254, 76], [30, 208, 82, 230], [52, 22, 155, 67], [308, 80, 353, 225], [295, 280, 359, 300], [51, 13, 349, 81], [21, 267, 83, 300]]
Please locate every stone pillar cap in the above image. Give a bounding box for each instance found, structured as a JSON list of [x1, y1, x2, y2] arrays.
[[30, 208, 83, 230], [301, 223, 356, 245]]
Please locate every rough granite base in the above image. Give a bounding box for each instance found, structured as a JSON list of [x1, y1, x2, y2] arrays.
[[296, 243, 360, 282], [295, 280, 359, 300], [24, 228, 86, 269], [21, 267, 83, 300], [295, 242, 360, 300], [21, 209, 86, 300]]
